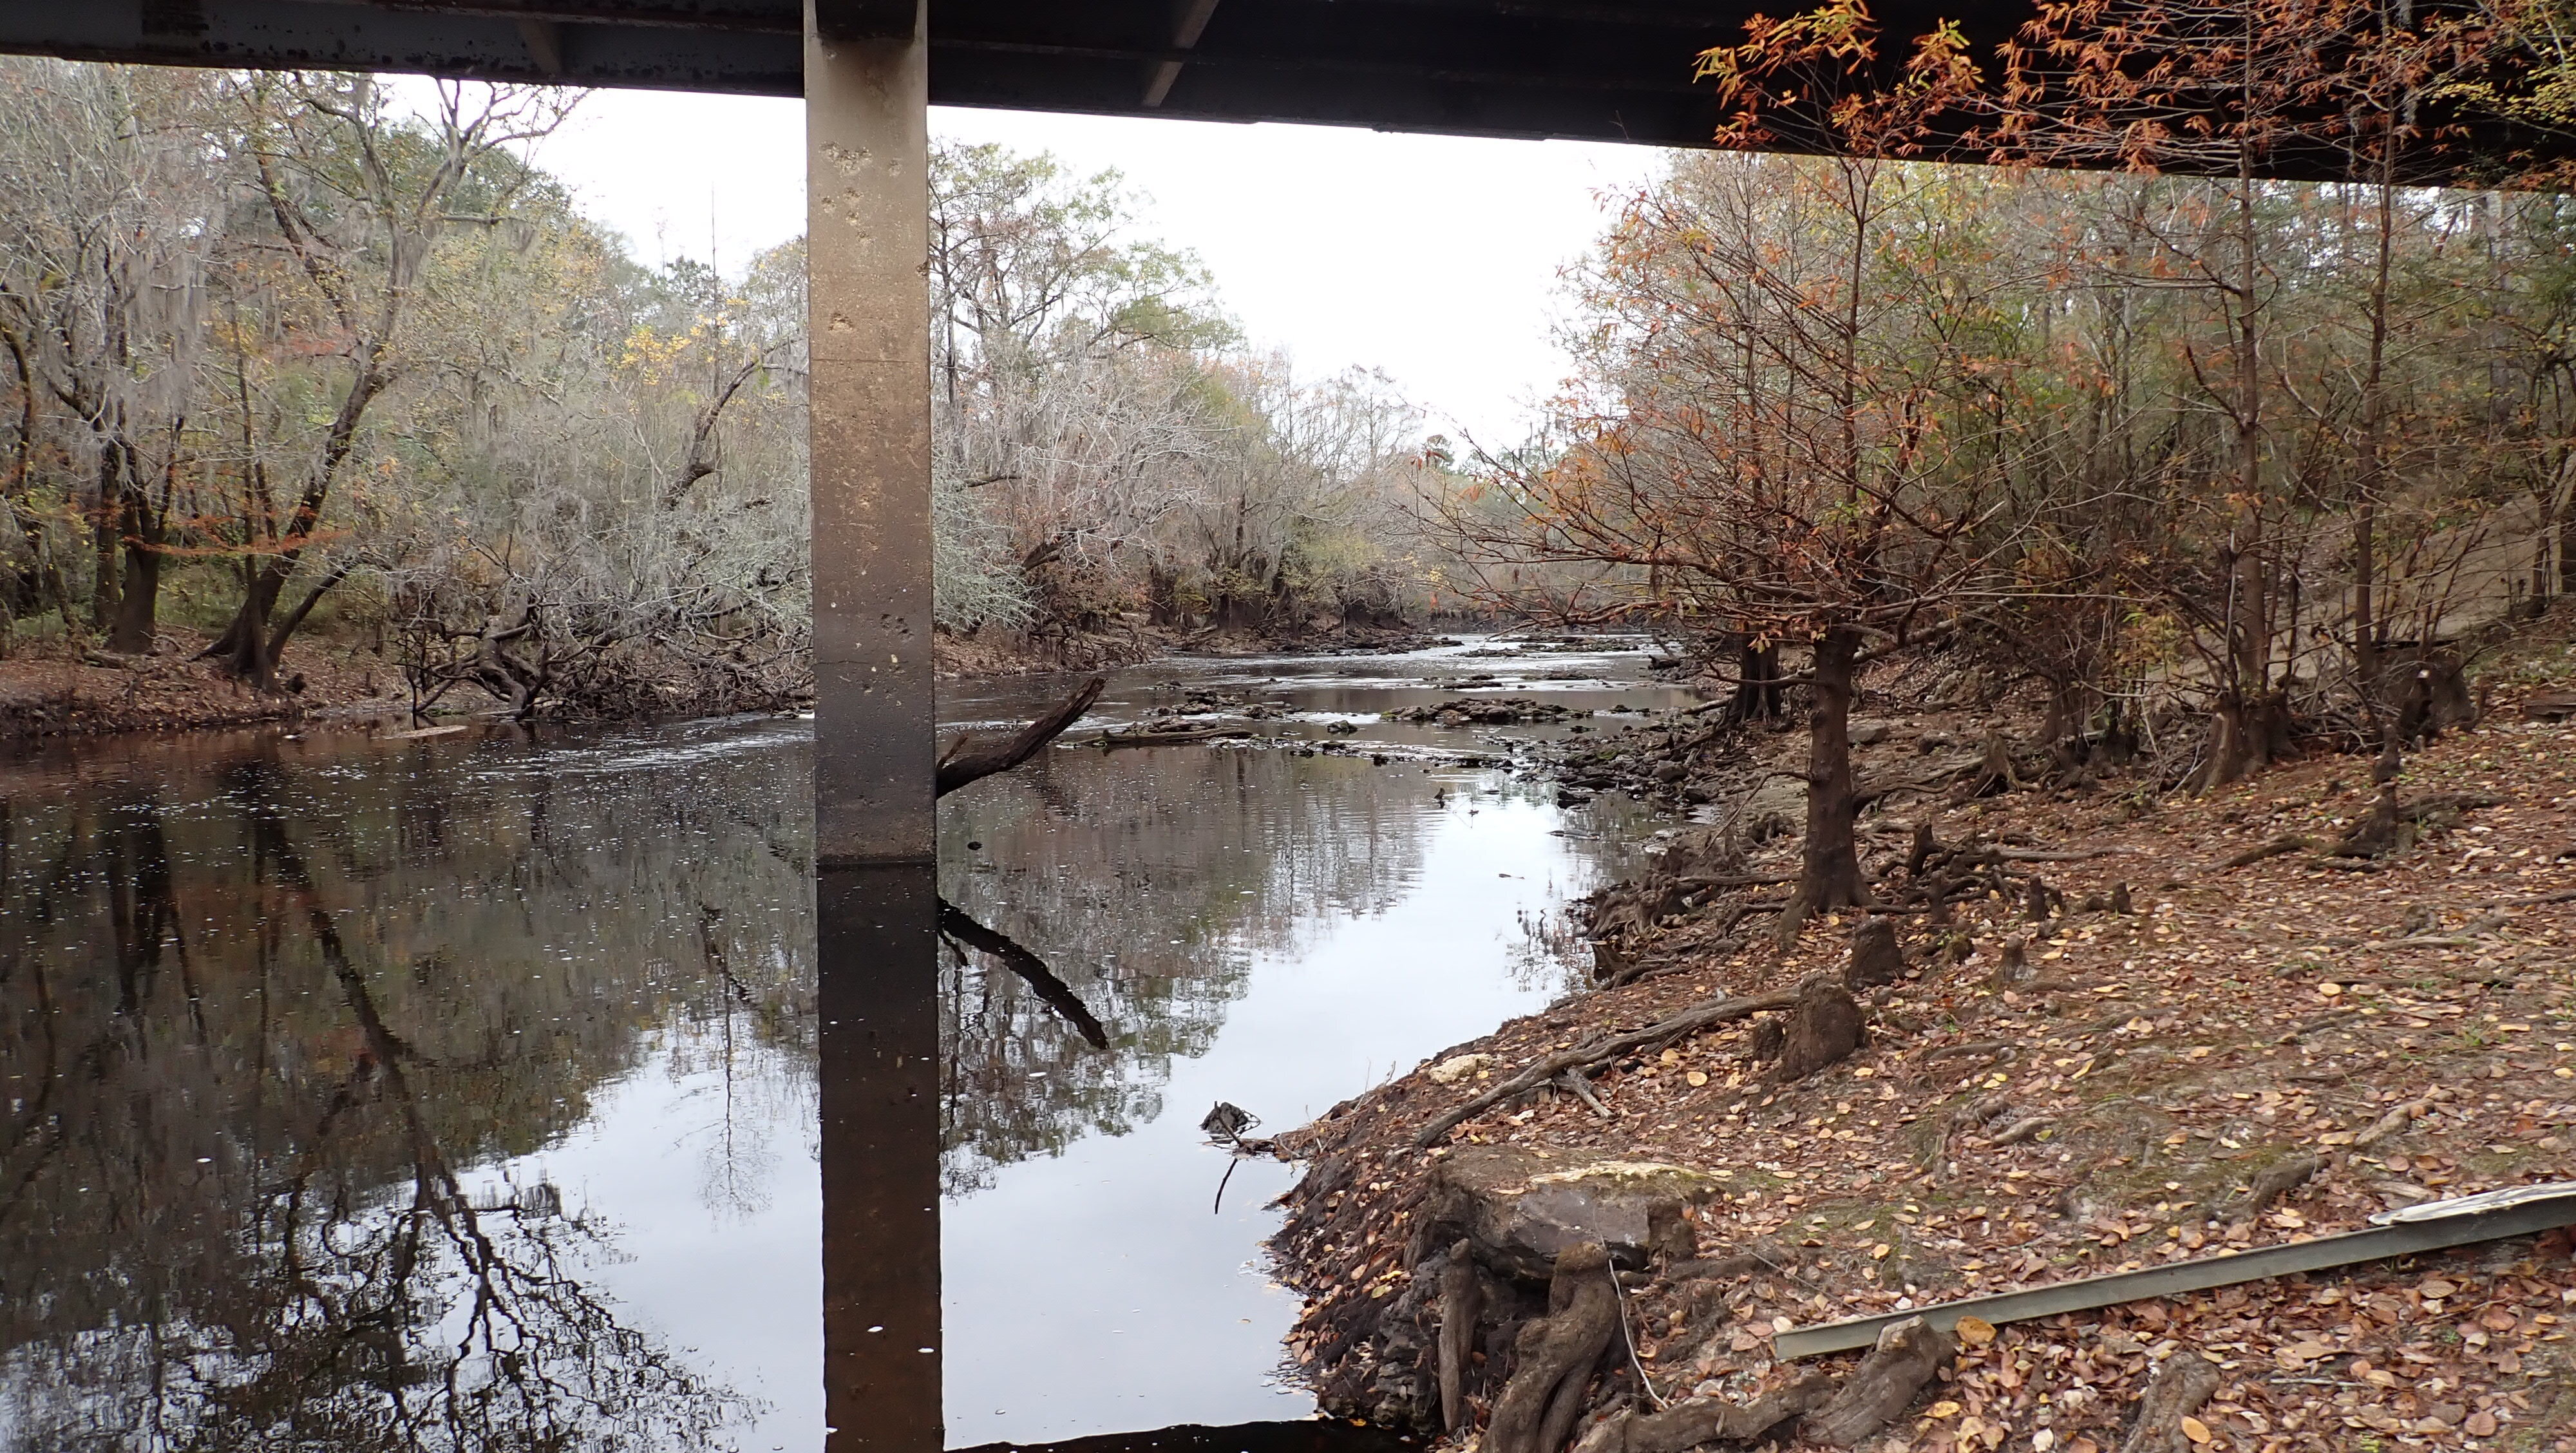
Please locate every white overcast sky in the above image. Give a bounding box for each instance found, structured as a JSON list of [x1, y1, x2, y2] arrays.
[[507, 88, 1676, 447]]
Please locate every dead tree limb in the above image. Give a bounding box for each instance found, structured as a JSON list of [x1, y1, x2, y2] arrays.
[[1414, 987, 1799, 1148], [935, 675, 1106, 797]]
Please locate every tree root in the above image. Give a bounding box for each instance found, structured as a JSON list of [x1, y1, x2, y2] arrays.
[[2235, 1151, 2320, 1223], [2354, 1097, 2430, 1148], [1575, 1371, 1837, 1452], [2221, 833, 2312, 869], [1488, 1243, 1620, 1453], [2118, 1351, 2221, 1453], [1768, 974, 1863, 1084], [1438, 1239, 1482, 1434], [1799, 1315, 1956, 1447]]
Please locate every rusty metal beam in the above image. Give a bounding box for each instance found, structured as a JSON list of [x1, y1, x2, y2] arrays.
[[1774, 1182, 2576, 1361]]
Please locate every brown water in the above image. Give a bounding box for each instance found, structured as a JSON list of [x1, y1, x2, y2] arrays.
[[0, 638, 1698, 1451]]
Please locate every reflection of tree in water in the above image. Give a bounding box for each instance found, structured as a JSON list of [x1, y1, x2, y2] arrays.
[[936, 746, 1437, 1193], [0, 723, 813, 1451]]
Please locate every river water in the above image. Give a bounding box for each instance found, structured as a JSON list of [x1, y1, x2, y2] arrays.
[[0, 638, 1697, 1452]]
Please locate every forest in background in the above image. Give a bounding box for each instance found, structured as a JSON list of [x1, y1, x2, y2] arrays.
[[12, 0, 2576, 761], [1439, 0, 2576, 922], [0, 61, 1444, 723]]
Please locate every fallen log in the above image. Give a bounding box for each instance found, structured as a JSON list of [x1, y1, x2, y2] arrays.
[[1413, 986, 1800, 1148]]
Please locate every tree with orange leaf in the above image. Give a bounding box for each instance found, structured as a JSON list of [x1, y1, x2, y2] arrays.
[[1437, 0, 2040, 932]]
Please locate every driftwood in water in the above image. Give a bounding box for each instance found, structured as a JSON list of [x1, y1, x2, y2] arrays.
[[1413, 986, 1801, 1148], [937, 899, 1110, 1049], [936, 676, 1106, 797], [1486, 1242, 1619, 1453]]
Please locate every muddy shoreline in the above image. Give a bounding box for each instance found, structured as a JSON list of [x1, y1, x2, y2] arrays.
[[1265, 675, 2576, 1450]]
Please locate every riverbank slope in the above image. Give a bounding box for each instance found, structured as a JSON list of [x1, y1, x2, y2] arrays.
[[1271, 661, 2576, 1451]]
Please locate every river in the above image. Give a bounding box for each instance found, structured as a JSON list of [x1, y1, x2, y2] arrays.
[[0, 638, 1699, 1452]]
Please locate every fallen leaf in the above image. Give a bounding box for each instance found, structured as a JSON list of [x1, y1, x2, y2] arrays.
[[2179, 1416, 2212, 1445], [1955, 1315, 1997, 1347], [2466, 1410, 2498, 1437], [1685, 1070, 1709, 1087], [1927, 1400, 1963, 1418]]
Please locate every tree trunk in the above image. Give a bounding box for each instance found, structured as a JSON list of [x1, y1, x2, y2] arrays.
[[2560, 493, 2576, 602], [108, 534, 158, 654], [265, 565, 348, 665], [1798, 625, 1866, 916], [209, 564, 287, 689], [1734, 638, 1783, 721], [88, 451, 118, 635], [2353, 496, 2378, 689], [107, 479, 164, 654]]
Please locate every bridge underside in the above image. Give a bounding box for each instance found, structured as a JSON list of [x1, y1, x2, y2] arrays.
[[0, 0, 1882, 146]]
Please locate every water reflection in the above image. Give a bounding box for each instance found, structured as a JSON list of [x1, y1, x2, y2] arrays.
[[0, 725, 810, 1451], [1, 640, 1689, 1452], [936, 746, 1439, 1195]]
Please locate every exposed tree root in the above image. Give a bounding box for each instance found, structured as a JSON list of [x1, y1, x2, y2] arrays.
[[1574, 1370, 1836, 1452], [2118, 1350, 2221, 1453], [1486, 1243, 1620, 1453], [1799, 1315, 1956, 1447]]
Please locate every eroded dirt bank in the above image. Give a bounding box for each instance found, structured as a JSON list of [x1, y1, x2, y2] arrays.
[[1270, 672, 2576, 1451]]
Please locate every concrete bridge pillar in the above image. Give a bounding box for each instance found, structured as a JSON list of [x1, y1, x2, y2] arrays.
[[807, 3, 940, 1448]]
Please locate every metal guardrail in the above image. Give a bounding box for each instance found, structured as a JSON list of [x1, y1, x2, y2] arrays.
[[1774, 1181, 2576, 1361]]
